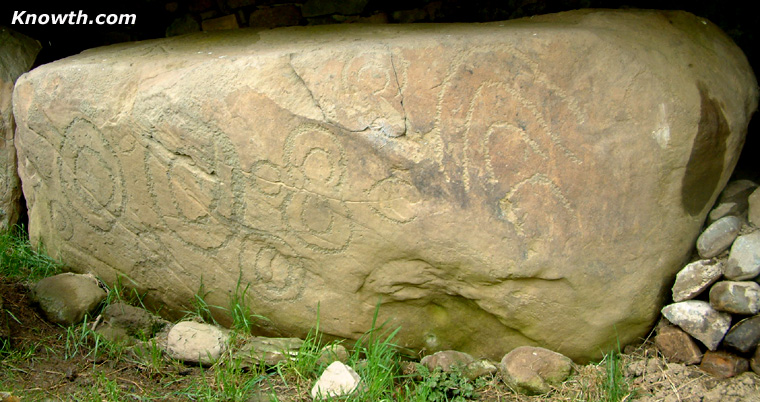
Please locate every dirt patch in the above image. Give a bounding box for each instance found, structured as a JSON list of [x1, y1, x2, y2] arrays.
[[622, 345, 760, 402]]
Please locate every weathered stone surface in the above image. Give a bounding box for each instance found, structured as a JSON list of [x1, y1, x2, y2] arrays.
[[202, 14, 239, 31], [31, 273, 106, 325], [748, 188, 760, 228], [709, 281, 760, 315], [655, 325, 702, 365], [316, 344, 349, 365], [0, 27, 40, 230], [311, 361, 361, 399], [499, 346, 573, 395], [13, 10, 758, 362], [697, 216, 743, 258], [751, 346, 760, 375], [725, 231, 760, 280], [724, 315, 760, 354], [661, 301, 731, 350], [420, 350, 475, 372], [102, 302, 170, 339], [166, 321, 228, 365], [96, 322, 137, 345], [700, 350, 749, 378], [672, 259, 724, 302], [237, 336, 302, 367], [707, 179, 758, 224], [463, 359, 498, 380], [707, 202, 742, 225]]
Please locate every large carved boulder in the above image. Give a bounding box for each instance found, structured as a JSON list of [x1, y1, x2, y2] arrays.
[[12, 9, 758, 362], [1, 27, 40, 229]]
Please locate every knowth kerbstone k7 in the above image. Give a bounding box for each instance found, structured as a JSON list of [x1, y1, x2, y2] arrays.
[[12, 9, 758, 362]]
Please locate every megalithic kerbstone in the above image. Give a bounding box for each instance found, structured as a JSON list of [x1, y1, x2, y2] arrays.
[[12, 9, 758, 362]]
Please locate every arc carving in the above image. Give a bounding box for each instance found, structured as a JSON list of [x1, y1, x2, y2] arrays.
[[137, 96, 240, 252], [57, 118, 126, 231], [238, 237, 307, 302], [427, 46, 587, 236]]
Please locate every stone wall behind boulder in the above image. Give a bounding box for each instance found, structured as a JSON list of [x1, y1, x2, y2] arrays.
[[12, 9, 758, 362], [0, 27, 40, 230]]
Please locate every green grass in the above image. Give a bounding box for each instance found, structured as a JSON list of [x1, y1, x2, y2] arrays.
[[346, 304, 403, 400], [601, 350, 630, 402], [228, 273, 265, 334], [187, 276, 220, 325], [0, 225, 62, 281]]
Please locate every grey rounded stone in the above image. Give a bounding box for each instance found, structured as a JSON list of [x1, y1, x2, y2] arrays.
[[317, 344, 350, 365], [708, 202, 744, 224], [102, 302, 170, 339], [709, 179, 759, 224], [420, 350, 475, 372], [166, 321, 228, 365], [463, 359, 498, 380], [709, 281, 760, 315], [726, 231, 760, 280], [672, 259, 724, 302], [31, 273, 106, 325], [499, 346, 573, 395], [749, 188, 760, 227], [724, 315, 760, 354], [697, 216, 743, 259], [751, 346, 760, 375], [661, 300, 731, 351], [237, 336, 303, 367], [311, 361, 361, 399]]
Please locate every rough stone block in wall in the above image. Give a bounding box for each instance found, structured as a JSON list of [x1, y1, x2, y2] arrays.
[[0, 27, 40, 230], [202, 14, 240, 32], [12, 9, 759, 362], [248, 5, 303, 29]]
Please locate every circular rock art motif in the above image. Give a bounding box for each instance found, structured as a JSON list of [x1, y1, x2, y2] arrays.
[[281, 123, 353, 254], [367, 176, 421, 224], [282, 191, 353, 254], [145, 150, 233, 251], [283, 123, 346, 196], [238, 239, 306, 302], [344, 53, 393, 95], [247, 160, 289, 211], [139, 101, 242, 252], [57, 118, 125, 231]]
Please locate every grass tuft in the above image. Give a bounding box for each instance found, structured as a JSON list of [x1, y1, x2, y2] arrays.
[[602, 350, 631, 402], [0, 225, 62, 282]]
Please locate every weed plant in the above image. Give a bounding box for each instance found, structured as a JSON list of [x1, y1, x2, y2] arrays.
[[413, 364, 486, 402]]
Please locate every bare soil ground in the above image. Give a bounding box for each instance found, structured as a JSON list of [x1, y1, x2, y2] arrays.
[[2, 275, 760, 401]]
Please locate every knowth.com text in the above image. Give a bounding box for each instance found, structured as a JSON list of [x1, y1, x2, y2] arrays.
[[11, 10, 136, 25]]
